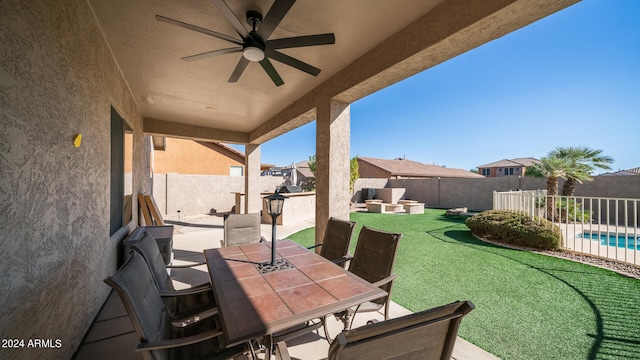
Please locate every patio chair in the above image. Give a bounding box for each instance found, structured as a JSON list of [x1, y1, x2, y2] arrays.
[[104, 251, 251, 360], [331, 226, 402, 331], [223, 213, 266, 247], [274, 301, 475, 360], [308, 217, 356, 268], [271, 218, 356, 345], [326, 300, 475, 360], [131, 231, 216, 322]]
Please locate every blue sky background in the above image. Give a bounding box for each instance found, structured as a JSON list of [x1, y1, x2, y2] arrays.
[[233, 0, 640, 173]]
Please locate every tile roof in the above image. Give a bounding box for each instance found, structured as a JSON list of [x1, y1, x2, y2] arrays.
[[358, 157, 483, 178], [477, 157, 540, 168], [599, 169, 640, 176]]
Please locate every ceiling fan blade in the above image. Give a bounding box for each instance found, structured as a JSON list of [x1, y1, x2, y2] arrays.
[[259, 58, 284, 86], [257, 0, 296, 40], [267, 33, 335, 50], [155, 15, 242, 45], [228, 57, 250, 83], [210, 0, 251, 39], [182, 47, 242, 62], [266, 50, 321, 76]]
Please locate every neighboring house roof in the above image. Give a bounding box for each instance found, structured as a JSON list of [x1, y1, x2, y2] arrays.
[[477, 157, 540, 168], [263, 161, 315, 178], [359, 157, 483, 178], [599, 168, 640, 176], [293, 161, 314, 178]]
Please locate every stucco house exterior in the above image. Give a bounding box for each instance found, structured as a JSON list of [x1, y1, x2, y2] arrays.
[[476, 157, 540, 177], [358, 157, 484, 179], [1, 1, 580, 359], [153, 138, 246, 176]]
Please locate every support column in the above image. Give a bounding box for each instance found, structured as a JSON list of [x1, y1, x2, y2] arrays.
[[245, 144, 261, 214], [315, 99, 351, 247]]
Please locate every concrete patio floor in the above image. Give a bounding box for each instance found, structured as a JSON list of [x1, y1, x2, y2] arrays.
[[73, 214, 499, 360]]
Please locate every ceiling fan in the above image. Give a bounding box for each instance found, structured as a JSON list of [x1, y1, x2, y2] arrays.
[[156, 0, 335, 87]]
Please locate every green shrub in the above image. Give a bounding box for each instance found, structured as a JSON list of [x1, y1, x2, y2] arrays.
[[465, 210, 562, 250]]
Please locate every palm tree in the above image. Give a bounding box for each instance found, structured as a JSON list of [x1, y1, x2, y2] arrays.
[[527, 156, 572, 196], [526, 156, 572, 220], [548, 147, 613, 196]]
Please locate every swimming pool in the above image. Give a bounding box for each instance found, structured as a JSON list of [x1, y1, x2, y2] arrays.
[[578, 232, 640, 250]]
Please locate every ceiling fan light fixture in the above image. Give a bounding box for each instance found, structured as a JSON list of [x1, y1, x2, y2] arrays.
[[243, 46, 264, 62]]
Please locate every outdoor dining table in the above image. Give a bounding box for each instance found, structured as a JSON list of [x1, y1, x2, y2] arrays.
[[203, 239, 387, 357]]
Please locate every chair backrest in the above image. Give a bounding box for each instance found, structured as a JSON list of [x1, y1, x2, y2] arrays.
[[104, 252, 172, 360], [328, 300, 475, 360], [319, 217, 356, 263], [130, 231, 175, 291], [348, 226, 402, 305], [224, 213, 262, 247]]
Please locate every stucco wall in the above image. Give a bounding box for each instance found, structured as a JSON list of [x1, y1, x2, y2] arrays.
[[261, 192, 316, 226], [350, 176, 640, 211], [153, 174, 285, 218], [0, 1, 148, 359]]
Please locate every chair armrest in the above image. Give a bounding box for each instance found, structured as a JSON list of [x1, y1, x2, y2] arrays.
[[306, 243, 323, 250], [170, 307, 219, 325], [275, 341, 291, 360], [372, 274, 398, 288], [135, 329, 223, 351], [167, 261, 206, 268], [159, 285, 212, 297], [331, 255, 353, 266]]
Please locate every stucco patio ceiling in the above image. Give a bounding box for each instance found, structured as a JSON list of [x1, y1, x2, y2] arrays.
[[88, 0, 578, 144]]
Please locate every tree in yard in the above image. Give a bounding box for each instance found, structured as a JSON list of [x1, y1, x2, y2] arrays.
[[308, 155, 316, 176], [350, 156, 359, 193], [526, 147, 614, 221], [526, 156, 572, 220], [526, 156, 572, 196], [548, 146, 613, 196], [307, 154, 359, 193]]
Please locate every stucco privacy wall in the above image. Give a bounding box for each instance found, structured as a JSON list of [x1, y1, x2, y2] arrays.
[[153, 174, 285, 217], [0, 1, 149, 359], [159, 174, 640, 217], [387, 176, 640, 211]]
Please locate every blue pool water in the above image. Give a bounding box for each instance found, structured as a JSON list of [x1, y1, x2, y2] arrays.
[[579, 232, 640, 250]]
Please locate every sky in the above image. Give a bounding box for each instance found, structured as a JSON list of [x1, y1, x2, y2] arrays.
[[232, 0, 640, 173]]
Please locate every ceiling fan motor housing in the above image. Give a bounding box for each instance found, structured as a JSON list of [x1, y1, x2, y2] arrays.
[[242, 10, 265, 61], [246, 10, 263, 31]]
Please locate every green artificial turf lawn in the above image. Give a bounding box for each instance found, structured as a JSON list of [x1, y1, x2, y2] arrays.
[[287, 209, 640, 360]]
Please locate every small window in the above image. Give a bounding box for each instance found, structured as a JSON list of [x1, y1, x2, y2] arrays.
[[230, 166, 244, 176], [110, 107, 125, 236]]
